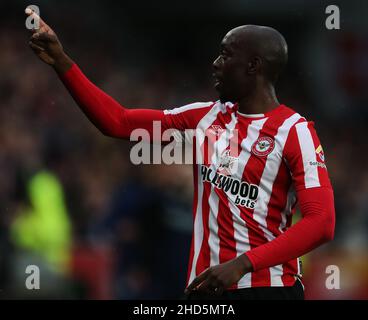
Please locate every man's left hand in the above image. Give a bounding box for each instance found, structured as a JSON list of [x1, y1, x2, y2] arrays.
[[185, 254, 253, 296]]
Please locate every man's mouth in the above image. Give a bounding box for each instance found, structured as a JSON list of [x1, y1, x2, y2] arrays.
[[213, 73, 222, 88]]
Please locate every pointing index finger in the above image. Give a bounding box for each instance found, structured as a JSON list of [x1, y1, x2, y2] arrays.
[[24, 7, 48, 33]]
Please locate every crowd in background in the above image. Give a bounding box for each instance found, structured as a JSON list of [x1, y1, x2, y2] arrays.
[[0, 0, 367, 299]]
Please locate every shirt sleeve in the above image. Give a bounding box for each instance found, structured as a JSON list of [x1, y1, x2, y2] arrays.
[[59, 64, 213, 140], [283, 120, 332, 191]]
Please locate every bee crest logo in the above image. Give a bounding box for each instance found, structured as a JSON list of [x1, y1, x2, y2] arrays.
[[251, 136, 275, 157]]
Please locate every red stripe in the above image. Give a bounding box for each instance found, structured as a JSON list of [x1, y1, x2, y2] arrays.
[[195, 107, 236, 276], [216, 119, 252, 290], [266, 168, 295, 285], [264, 164, 291, 284], [264, 165, 291, 238], [281, 205, 299, 285], [264, 114, 303, 285], [281, 262, 298, 285], [195, 126, 213, 276], [194, 108, 228, 275], [307, 122, 331, 188], [286, 122, 307, 191], [215, 120, 249, 269], [196, 183, 211, 275], [216, 189, 237, 264], [241, 108, 294, 286], [186, 138, 198, 286]]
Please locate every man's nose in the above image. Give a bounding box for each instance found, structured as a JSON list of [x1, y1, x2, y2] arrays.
[[213, 56, 220, 70]]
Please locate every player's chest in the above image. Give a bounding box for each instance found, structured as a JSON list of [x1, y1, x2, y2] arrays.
[[197, 117, 285, 182]]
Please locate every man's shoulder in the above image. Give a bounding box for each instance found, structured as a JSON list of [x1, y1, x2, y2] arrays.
[[276, 104, 300, 117], [274, 105, 325, 143], [163, 101, 215, 115], [273, 104, 309, 126]]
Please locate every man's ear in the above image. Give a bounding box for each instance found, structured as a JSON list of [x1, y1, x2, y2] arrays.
[[247, 56, 262, 75]]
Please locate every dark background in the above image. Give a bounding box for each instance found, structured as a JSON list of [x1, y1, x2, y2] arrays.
[[0, 0, 367, 299]]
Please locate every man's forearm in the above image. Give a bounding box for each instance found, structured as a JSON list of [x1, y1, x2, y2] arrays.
[[58, 63, 132, 137], [245, 187, 335, 272], [53, 52, 74, 75], [58, 64, 167, 139], [26, 13, 168, 141]]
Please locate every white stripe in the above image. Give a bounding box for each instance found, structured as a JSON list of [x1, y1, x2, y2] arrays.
[[208, 189, 220, 266], [230, 201, 252, 288], [237, 111, 265, 118], [163, 101, 213, 115], [253, 113, 302, 286], [194, 102, 222, 165], [221, 101, 235, 113], [189, 102, 237, 282], [295, 122, 321, 188], [277, 185, 297, 286], [208, 112, 238, 267], [188, 165, 204, 285], [230, 118, 268, 288], [233, 118, 269, 181], [188, 102, 222, 285], [278, 185, 296, 234]]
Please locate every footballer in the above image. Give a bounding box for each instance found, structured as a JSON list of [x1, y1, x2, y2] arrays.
[[26, 9, 335, 300]]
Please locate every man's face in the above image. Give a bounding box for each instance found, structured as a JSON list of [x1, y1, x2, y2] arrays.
[[212, 32, 254, 103]]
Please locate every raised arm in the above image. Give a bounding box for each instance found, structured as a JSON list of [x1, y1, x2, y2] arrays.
[[26, 8, 172, 139], [26, 9, 215, 140]]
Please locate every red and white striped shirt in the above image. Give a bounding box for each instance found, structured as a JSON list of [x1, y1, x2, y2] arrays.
[[163, 100, 332, 289], [61, 64, 334, 290]]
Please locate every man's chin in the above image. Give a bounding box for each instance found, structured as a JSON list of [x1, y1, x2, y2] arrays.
[[217, 91, 228, 103], [216, 88, 235, 103], [219, 94, 234, 104]]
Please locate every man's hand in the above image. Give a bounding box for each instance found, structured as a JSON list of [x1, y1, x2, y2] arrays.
[[185, 254, 253, 296], [25, 8, 73, 74]]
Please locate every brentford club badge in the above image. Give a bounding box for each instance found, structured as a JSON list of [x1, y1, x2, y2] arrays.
[[251, 136, 275, 157]]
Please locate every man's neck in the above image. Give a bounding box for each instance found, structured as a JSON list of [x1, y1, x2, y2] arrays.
[[237, 83, 280, 115]]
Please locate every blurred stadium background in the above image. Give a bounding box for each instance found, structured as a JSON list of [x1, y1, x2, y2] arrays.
[[0, 0, 367, 299]]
